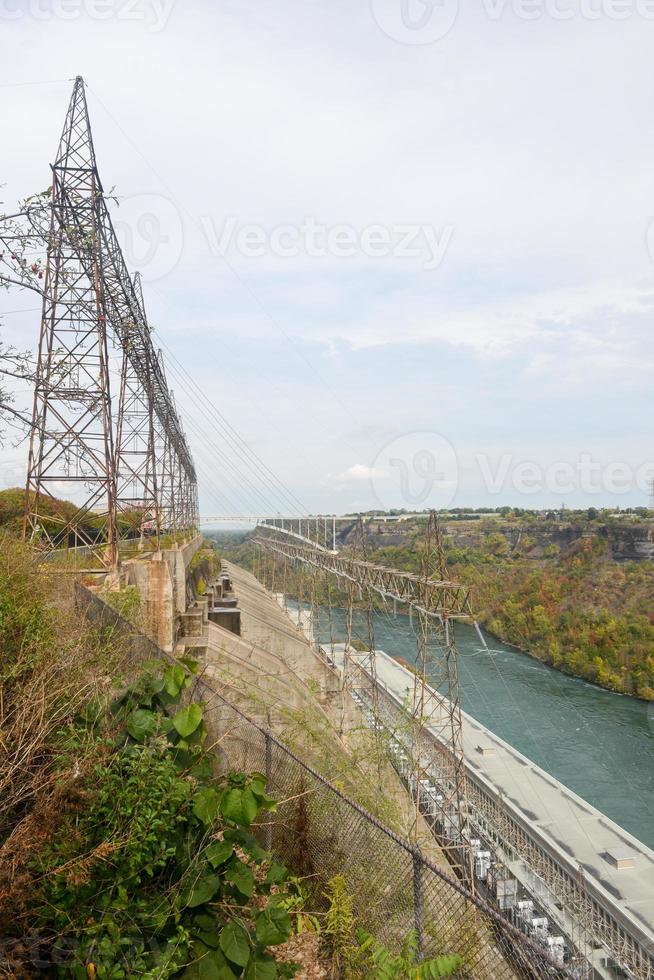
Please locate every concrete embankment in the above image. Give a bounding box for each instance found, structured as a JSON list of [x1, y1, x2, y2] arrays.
[[192, 560, 451, 863]]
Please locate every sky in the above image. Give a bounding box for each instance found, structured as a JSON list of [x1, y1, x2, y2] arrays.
[[1, 0, 654, 517]]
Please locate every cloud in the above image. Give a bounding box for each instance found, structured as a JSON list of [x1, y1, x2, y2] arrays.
[[328, 464, 388, 488], [2, 5, 653, 512]]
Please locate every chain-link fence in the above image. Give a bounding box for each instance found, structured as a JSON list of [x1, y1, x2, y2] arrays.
[[76, 583, 570, 979]]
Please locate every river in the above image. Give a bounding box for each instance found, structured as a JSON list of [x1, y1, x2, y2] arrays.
[[312, 605, 654, 849]]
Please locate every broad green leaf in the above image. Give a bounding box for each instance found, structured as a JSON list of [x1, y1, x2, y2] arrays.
[[172, 747, 194, 772], [225, 829, 268, 861], [186, 719, 208, 746], [183, 943, 237, 980], [144, 674, 165, 696], [219, 922, 250, 968], [180, 655, 200, 674], [194, 930, 221, 952], [192, 913, 218, 931], [205, 840, 234, 868], [190, 913, 221, 948], [265, 863, 288, 885], [173, 703, 203, 737], [126, 708, 157, 742], [199, 949, 237, 980], [225, 861, 254, 898], [164, 664, 186, 697], [241, 787, 259, 825], [191, 755, 214, 780], [183, 873, 221, 908], [255, 905, 291, 946], [244, 955, 277, 980], [250, 778, 276, 808], [193, 787, 219, 825], [250, 776, 267, 798], [220, 789, 244, 826]]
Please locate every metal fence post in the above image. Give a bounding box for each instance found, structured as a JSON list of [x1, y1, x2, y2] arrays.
[[264, 731, 273, 852], [413, 845, 424, 961]]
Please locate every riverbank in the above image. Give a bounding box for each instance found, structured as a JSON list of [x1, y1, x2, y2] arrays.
[[362, 520, 654, 702], [477, 619, 654, 703], [207, 525, 654, 700]]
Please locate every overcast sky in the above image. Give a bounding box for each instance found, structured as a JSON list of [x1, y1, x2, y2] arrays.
[[1, 0, 653, 516]]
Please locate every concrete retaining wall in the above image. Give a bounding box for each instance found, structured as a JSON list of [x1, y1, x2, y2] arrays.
[[124, 534, 204, 652]]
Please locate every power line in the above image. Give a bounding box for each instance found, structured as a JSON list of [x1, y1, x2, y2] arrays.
[[158, 337, 307, 517], [0, 78, 73, 89], [86, 84, 363, 434]]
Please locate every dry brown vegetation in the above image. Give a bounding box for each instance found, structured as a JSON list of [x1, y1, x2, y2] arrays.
[[0, 535, 129, 944]]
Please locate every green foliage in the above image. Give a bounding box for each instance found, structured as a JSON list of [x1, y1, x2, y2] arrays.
[[459, 548, 654, 699], [102, 584, 142, 624], [17, 660, 298, 978], [0, 535, 129, 851], [323, 875, 356, 977], [323, 876, 462, 979], [365, 523, 654, 701], [354, 931, 463, 979], [190, 546, 218, 577], [0, 534, 55, 684]]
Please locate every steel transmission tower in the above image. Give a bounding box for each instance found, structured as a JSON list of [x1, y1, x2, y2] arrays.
[[254, 513, 474, 883], [23, 77, 198, 566], [115, 271, 159, 548], [410, 512, 472, 880], [23, 78, 117, 563]]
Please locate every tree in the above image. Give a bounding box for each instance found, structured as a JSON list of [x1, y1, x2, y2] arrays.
[[0, 188, 51, 439]]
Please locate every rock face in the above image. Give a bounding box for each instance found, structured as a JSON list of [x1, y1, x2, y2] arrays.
[[335, 517, 654, 563]]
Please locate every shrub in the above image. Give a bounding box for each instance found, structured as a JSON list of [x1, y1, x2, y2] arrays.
[[0, 535, 125, 842], [3, 656, 300, 978]]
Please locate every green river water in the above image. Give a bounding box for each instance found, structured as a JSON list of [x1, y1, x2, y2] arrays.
[[314, 607, 654, 849]]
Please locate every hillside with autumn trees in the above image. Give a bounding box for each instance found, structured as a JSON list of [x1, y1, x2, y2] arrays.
[[364, 516, 654, 701]]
